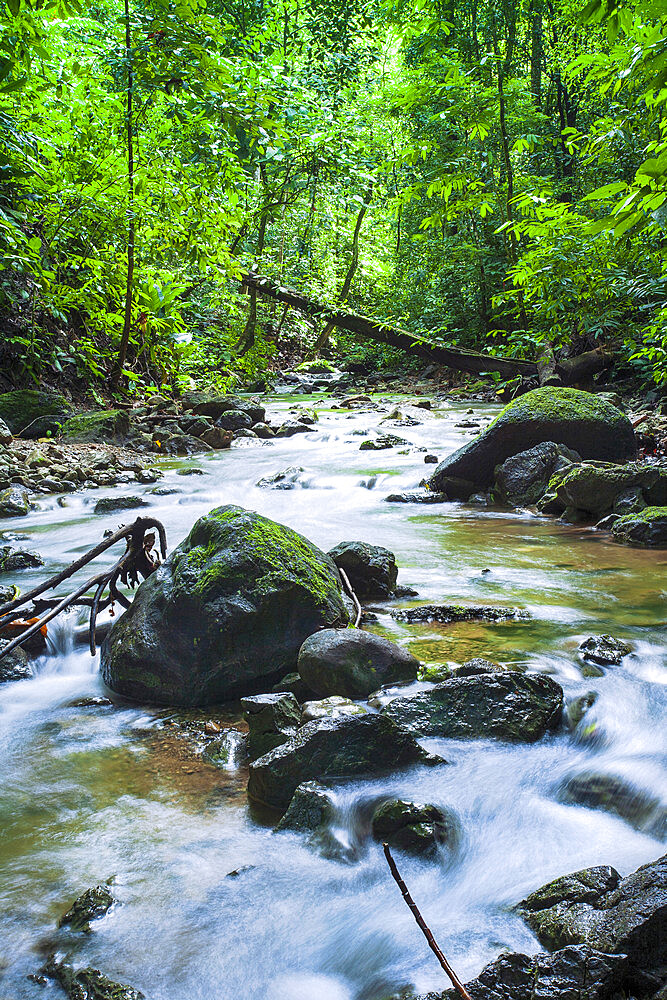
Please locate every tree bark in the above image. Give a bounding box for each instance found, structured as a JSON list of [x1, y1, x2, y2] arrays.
[[241, 274, 539, 377]]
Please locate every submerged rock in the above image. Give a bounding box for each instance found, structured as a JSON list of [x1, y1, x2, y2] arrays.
[[202, 729, 247, 769], [297, 628, 420, 699], [44, 956, 144, 1000], [327, 541, 398, 598], [247, 712, 441, 813], [256, 466, 306, 490], [359, 434, 409, 450], [382, 672, 563, 742], [101, 505, 348, 706], [300, 695, 368, 723], [242, 692, 301, 761], [59, 884, 114, 932], [428, 388, 636, 492], [579, 635, 631, 666], [516, 854, 667, 988], [392, 604, 528, 624], [558, 771, 667, 838], [371, 798, 459, 856], [93, 495, 150, 515], [275, 780, 336, 833], [612, 506, 667, 548]]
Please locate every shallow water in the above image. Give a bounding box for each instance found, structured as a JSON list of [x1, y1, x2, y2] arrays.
[[0, 395, 665, 999]]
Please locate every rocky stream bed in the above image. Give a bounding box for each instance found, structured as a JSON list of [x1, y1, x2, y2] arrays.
[[0, 386, 665, 1000]]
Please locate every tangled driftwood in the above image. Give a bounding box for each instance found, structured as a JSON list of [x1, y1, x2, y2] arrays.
[[0, 517, 167, 660]]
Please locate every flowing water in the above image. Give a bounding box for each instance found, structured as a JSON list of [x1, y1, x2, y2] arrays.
[[0, 395, 665, 1000]]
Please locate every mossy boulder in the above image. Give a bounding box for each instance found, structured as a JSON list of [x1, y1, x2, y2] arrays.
[[494, 441, 580, 506], [298, 628, 419, 699], [611, 506, 667, 548], [0, 487, 31, 517], [540, 464, 667, 518], [296, 359, 336, 374], [371, 798, 459, 856], [429, 388, 636, 491], [101, 505, 348, 706], [0, 545, 43, 571], [62, 409, 130, 443], [247, 712, 441, 813], [58, 884, 114, 932], [327, 540, 398, 597], [0, 389, 71, 437], [382, 672, 563, 742]]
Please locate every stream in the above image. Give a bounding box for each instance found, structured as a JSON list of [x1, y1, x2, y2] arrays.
[[1, 394, 665, 1000]]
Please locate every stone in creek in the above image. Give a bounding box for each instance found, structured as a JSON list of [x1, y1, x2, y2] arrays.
[[424, 454, 438, 464], [579, 634, 631, 666], [0, 486, 31, 517], [101, 505, 348, 706], [384, 491, 449, 504], [275, 420, 313, 437], [0, 544, 43, 572], [392, 604, 529, 624], [200, 425, 233, 449], [256, 466, 306, 490], [251, 422, 275, 439], [44, 956, 144, 1000], [58, 884, 115, 932], [327, 540, 398, 598], [516, 854, 667, 989], [176, 467, 207, 476], [558, 771, 667, 838], [0, 583, 18, 603], [188, 394, 265, 423], [300, 695, 368, 723], [494, 441, 580, 507], [428, 387, 636, 492], [275, 780, 336, 833], [612, 505, 667, 548], [359, 434, 409, 450], [216, 408, 253, 431], [247, 712, 442, 813], [0, 640, 33, 683], [426, 946, 627, 1000], [541, 463, 667, 519], [272, 671, 317, 703], [565, 691, 598, 730], [371, 798, 459, 856], [241, 692, 302, 761], [93, 495, 150, 515], [149, 486, 182, 496], [202, 729, 247, 769], [382, 672, 563, 742], [298, 628, 420, 699]]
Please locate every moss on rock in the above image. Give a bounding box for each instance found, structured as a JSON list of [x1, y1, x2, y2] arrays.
[[611, 505, 667, 548], [0, 389, 71, 436], [62, 409, 130, 443]]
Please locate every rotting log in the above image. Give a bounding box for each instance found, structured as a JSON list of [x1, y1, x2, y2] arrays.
[[555, 346, 610, 383], [241, 273, 539, 378]]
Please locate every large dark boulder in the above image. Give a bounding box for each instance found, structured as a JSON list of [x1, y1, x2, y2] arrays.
[[101, 505, 348, 706], [188, 394, 265, 423], [429, 388, 636, 491], [517, 854, 667, 988], [382, 672, 563, 742], [327, 541, 398, 597], [424, 946, 627, 1000], [247, 712, 441, 812], [494, 441, 579, 506], [0, 389, 71, 437], [241, 692, 301, 761], [297, 628, 420, 699]]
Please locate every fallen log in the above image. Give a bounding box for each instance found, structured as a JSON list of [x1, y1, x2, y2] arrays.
[[555, 346, 610, 383], [241, 274, 539, 378]]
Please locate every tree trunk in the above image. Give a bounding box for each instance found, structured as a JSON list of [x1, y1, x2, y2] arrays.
[[241, 274, 539, 377]]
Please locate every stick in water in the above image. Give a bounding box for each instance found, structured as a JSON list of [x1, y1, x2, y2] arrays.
[[383, 843, 473, 1000]]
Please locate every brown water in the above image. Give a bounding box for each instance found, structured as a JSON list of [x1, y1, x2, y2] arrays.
[[0, 394, 665, 1000]]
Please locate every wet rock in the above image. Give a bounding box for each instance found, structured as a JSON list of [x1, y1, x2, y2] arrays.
[[327, 541, 398, 598], [558, 772, 667, 837], [149, 486, 181, 496], [428, 388, 636, 492], [275, 780, 336, 833], [382, 672, 563, 742], [565, 691, 598, 730], [0, 389, 71, 437], [247, 712, 442, 813], [298, 628, 420, 699], [0, 486, 31, 517], [256, 466, 306, 490], [59, 884, 114, 932], [516, 854, 667, 988], [579, 635, 631, 666], [101, 505, 348, 706], [0, 417, 12, 444], [62, 410, 130, 443], [540, 464, 667, 519], [216, 409, 253, 431], [359, 434, 409, 450], [301, 695, 368, 723], [494, 442, 580, 507], [176, 467, 205, 476], [0, 583, 18, 603], [242, 692, 301, 760], [272, 671, 316, 702], [44, 956, 144, 1000], [68, 696, 114, 708], [371, 798, 458, 856], [392, 604, 529, 624], [202, 729, 247, 769], [200, 425, 233, 449], [428, 946, 627, 1000], [252, 422, 275, 439], [275, 420, 313, 437], [188, 394, 264, 423], [0, 640, 32, 682], [94, 495, 150, 515], [0, 544, 43, 571], [612, 506, 667, 548], [384, 491, 449, 504], [424, 454, 438, 464], [153, 432, 213, 456]]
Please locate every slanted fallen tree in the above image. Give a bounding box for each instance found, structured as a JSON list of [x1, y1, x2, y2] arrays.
[[241, 273, 539, 379], [0, 517, 167, 659]]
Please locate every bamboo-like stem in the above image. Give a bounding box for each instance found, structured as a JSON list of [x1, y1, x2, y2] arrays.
[[383, 843, 473, 1000]]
